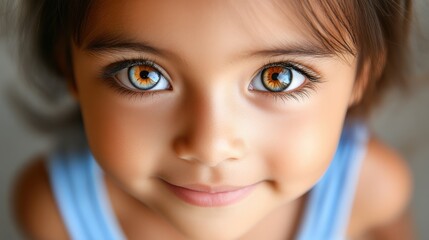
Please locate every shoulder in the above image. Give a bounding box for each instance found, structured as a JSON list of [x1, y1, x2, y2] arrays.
[[348, 136, 413, 236], [12, 155, 69, 240]]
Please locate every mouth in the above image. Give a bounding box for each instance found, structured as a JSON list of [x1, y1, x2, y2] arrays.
[[162, 180, 258, 207]]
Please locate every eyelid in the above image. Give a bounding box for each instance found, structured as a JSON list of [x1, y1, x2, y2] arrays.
[[254, 60, 321, 82], [101, 58, 171, 81], [247, 60, 324, 103]]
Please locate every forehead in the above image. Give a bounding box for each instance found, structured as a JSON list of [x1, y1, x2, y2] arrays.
[[84, 1, 326, 48], [79, 0, 355, 66]]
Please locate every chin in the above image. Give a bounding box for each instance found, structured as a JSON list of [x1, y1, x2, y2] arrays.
[[165, 201, 275, 240], [177, 222, 251, 240], [148, 180, 282, 240]]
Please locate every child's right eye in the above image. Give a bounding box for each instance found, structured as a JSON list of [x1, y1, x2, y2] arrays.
[[102, 59, 172, 96], [114, 63, 171, 91], [112, 62, 171, 92]]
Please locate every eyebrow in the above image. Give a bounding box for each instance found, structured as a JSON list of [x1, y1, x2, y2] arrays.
[[84, 33, 336, 59], [84, 33, 171, 57], [244, 42, 335, 58]]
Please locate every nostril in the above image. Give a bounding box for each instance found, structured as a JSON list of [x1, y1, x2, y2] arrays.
[[173, 136, 246, 167], [177, 152, 198, 162], [173, 139, 196, 162], [227, 138, 246, 159]]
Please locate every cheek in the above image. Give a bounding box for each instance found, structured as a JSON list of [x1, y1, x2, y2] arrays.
[[256, 64, 355, 197], [83, 98, 158, 182], [263, 119, 342, 196], [74, 74, 177, 189]]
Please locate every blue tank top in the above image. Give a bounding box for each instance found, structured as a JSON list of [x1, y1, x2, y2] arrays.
[[47, 122, 368, 240]]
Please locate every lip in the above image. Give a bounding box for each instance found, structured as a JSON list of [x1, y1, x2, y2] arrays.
[[163, 181, 257, 207]]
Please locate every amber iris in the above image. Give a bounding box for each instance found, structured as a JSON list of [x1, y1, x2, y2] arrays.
[[128, 65, 161, 90], [261, 66, 292, 92]]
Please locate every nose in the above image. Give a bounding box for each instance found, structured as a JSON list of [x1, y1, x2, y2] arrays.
[[173, 90, 246, 167]]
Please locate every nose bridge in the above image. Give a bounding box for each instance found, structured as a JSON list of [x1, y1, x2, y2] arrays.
[[174, 86, 245, 167]]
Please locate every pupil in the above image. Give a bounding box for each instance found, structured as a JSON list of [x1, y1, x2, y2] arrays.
[[140, 71, 150, 79], [271, 73, 279, 80]]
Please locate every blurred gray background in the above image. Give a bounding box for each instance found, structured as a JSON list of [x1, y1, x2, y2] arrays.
[[1, 0, 428, 239]]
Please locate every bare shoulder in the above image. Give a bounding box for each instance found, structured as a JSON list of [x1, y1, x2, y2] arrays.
[[12, 155, 69, 240], [349, 136, 413, 237]]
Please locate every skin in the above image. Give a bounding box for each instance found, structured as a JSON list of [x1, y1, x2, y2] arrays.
[[12, 0, 414, 239]]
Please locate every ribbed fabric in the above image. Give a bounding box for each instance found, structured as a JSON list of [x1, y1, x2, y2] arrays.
[[48, 146, 125, 240], [47, 122, 368, 240]]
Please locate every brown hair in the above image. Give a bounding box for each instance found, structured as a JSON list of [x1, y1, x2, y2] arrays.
[[18, 0, 413, 132], [289, 0, 413, 117]]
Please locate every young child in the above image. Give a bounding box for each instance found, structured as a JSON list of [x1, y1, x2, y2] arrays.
[[13, 0, 414, 239]]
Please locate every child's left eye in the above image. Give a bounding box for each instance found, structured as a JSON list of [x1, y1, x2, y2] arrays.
[[249, 64, 306, 93], [113, 63, 171, 91]]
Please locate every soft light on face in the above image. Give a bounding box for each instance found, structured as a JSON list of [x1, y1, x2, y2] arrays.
[[71, 0, 358, 239]]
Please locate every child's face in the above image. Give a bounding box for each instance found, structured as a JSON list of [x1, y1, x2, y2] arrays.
[[71, 0, 358, 238]]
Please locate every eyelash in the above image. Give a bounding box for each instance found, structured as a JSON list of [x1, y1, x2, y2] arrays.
[[101, 58, 166, 100], [100, 58, 323, 101], [254, 60, 322, 102]]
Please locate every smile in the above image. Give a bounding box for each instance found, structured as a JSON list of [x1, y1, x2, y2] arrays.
[[162, 181, 258, 207]]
